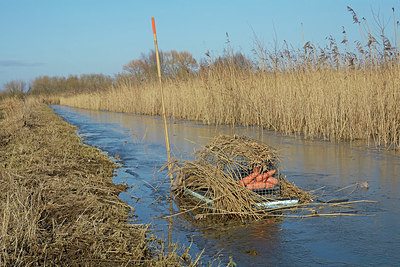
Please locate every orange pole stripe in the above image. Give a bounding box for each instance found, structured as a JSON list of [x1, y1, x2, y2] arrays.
[[152, 17, 156, 35]]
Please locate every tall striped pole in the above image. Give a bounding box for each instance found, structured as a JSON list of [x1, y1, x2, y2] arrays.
[[152, 17, 173, 184]]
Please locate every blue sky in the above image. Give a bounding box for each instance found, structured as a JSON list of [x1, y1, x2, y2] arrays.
[[0, 0, 399, 89]]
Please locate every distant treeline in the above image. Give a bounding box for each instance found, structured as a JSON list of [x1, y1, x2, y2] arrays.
[[0, 74, 114, 99], [29, 74, 114, 95], [0, 49, 254, 99]]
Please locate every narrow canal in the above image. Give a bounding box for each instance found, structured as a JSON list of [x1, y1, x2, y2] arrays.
[[52, 105, 399, 266]]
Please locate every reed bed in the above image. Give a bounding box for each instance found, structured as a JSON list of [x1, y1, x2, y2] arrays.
[[29, 8, 400, 149], [0, 98, 196, 266], [58, 58, 400, 150]]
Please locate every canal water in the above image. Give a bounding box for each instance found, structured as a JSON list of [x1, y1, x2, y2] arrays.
[[52, 105, 399, 266]]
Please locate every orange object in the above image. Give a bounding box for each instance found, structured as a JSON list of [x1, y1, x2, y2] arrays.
[[255, 174, 264, 182], [255, 169, 276, 182], [247, 181, 267, 190], [239, 169, 278, 189], [267, 177, 278, 187], [247, 179, 278, 190], [152, 17, 156, 34], [240, 168, 261, 186], [240, 173, 257, 186]]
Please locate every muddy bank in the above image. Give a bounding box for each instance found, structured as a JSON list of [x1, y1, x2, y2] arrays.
[[0, 98, 193, 265]]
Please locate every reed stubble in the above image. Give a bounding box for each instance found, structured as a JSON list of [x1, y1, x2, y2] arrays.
[[0, 98, 193, 266]]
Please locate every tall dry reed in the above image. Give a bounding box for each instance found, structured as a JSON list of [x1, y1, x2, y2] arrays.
[[58, 61, 400, 149], [55, 9, 400, 149]]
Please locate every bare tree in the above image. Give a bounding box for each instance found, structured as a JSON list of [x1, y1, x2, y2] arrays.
[[123, 50, 197, 82], [4, 80, 26, 98], [164, 50, 198, 79], [123, 50, 165, 83]]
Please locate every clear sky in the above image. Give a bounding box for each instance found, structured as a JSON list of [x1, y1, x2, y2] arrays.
[[0, 0, 399, 89]]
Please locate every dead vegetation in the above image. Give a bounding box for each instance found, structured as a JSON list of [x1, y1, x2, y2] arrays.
[[55, 7, 400, 151], [0, 98, 194, 266], [171, 135, 312, 222], [57, 49, 400, 150], [170, 135, 374, 223]]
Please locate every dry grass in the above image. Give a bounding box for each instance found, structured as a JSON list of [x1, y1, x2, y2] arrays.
[[0, 97, 196, 266], [170, 135, 313, 222], [57, 61, 400, 149], [167, 135, 376, 223], [15, 9, 400, 149]]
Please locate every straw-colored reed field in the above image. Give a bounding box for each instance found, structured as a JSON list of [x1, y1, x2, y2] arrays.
[[58, 62, 400, 149], [38, 8, 400, 150]]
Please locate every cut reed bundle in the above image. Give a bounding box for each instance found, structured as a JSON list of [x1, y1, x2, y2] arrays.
[[169, 135, 376, 223], [171, 135, 312, 222], [196, 135, 278, 171]]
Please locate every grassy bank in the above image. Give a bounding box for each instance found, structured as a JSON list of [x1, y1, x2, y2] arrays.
[[0, 98, 193, 265], [58, 63, 400, 149]]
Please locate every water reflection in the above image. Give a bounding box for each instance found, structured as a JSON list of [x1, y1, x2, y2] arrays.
[[52, 106, 400, 266]]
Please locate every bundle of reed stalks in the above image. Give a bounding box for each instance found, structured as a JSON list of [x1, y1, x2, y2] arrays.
[[171, 135, 312, 221], [196, 135, 278, 173]]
